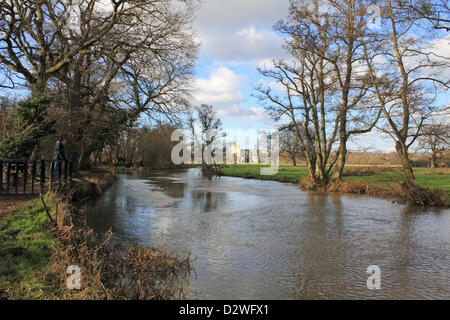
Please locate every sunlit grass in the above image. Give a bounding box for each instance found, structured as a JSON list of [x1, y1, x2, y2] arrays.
[[220, 164, 450, 195], [221, 164, 309, 183], [0, 198, 57, 299]]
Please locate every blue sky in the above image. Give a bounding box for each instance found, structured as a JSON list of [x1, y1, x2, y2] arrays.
[[191, 0, 289, 130], [191, 0, 450, 153]]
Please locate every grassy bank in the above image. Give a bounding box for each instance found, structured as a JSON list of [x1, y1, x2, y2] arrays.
[[221, 164, 309, 183], [0, 198, 57, 299], [0, 170, 191, 300], [0, 171, 115, 299], [220, 164, 450, 205]]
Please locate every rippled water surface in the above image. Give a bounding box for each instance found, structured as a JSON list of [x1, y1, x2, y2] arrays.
[[85, 168, 450, 299]]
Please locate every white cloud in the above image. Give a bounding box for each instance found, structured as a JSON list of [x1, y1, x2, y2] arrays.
[[427, 34, 450, 58], [257, 58, 276, 68], [348, 130, 395, 153], [198, 26, 286, 65], [194, 0, 290, 33], [193, 66, 273, 124], [245, 106, 271, 121], [193, 0, 290, 64], [257, 79, 286, 93], [215, 102, 273, 124], [194, 66, 247, 105], [402, 34, 450, 82]]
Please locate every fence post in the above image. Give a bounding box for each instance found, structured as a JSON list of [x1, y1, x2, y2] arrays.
[[0, 159, 71, 195], [23, 161, 28, 194], [50, 160, 54, 186], [0, 160, 3, 193], [40, 160, 45, 191], [14, 162, 18, 194], [32, 160, 36, 194], [6, 162, 11, 194]]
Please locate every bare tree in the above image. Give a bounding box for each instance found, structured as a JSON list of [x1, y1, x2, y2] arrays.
[[188, 104, 222, 173], [257, 0, 382, 185], [279, 128, 302, 166], [190, 104, 222, 149], [0, 0, 199, 167], [324, 0, 383, 180], [0, 0, 130, 91], [418, 121, 450, 168], [58, 0, 198, 168], [403, 0, 450, 31], [256, 55, 338, 185], [0, 63, 15, 89], [359, 0, 450, 187]]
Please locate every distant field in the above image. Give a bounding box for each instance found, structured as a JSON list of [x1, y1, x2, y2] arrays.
[[220, 164, 450, 195], [221, 164, 307, 183]]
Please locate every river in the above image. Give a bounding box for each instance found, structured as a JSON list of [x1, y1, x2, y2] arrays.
[[85, 168, 450, 299]]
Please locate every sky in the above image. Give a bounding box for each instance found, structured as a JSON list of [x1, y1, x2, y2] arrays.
[[192, 0, 288, 131], [191, 0, 450, 153]]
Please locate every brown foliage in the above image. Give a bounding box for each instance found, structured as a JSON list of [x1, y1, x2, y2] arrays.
[[299, 174, 447, 206], [42, 195, 190, 300], [328, 180, 446, 206], [400, 183, 447, 207], [298, 176, 329, 190], [327, 180, 399, 198]]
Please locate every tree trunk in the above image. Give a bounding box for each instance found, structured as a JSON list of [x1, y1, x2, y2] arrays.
[[77, 149, 92, 170], [395, 141, 415, 187], [332, 137, 347, 181], [69, 72, 82, 112], [315, 166, 328, 185], [292, 155, 297, 166], [332, 91, 349, 181], [430, 152, 436, 169], [31, 77, 47, 93]]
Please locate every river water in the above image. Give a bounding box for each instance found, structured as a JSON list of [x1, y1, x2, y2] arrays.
[[85, 168, 450, 299]]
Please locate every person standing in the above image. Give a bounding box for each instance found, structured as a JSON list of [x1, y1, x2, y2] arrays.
[[53, 137, 67, 181]]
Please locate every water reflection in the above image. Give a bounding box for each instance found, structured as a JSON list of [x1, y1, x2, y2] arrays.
[[85, 168, 450, 299]]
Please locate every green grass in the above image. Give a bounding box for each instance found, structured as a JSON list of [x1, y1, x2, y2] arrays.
[[0, 198, 57, 299], [220, 164, 450, 195], [342, 167, 450, 194], [221, 164, 309, 183], [0, 169, 117, 299]]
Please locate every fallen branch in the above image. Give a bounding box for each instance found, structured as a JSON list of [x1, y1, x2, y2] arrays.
[[40, 193, 54, 224]]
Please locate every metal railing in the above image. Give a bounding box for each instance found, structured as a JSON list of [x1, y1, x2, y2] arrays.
[[0, 159, 72, 195]]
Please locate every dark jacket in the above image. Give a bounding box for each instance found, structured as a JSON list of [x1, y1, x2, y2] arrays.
[[54, 142, 67, 161]]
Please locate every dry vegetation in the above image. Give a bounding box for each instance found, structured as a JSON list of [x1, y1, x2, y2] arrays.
[[299, 175, 447, 207], [1, 181, 191, 300], [42, 194, 191, 300]]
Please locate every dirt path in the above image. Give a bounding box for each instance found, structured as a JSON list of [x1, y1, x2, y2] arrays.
[[0, 195, 38, 222]]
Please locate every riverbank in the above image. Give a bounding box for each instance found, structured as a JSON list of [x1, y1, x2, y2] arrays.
[[0, 169, 190, 300], [220, 164, 450, 206]]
